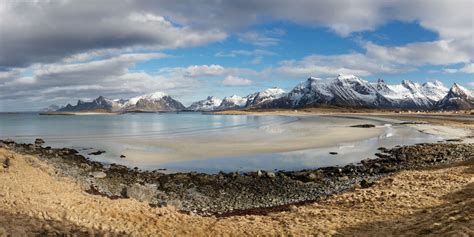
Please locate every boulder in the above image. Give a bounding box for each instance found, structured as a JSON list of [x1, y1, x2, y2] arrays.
[[126, 183, 158, 202]]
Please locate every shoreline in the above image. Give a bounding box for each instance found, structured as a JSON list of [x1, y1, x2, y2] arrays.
[[1, 113, 473, 235], [1, 138, 472, 216], [1, 142, 472, 235]]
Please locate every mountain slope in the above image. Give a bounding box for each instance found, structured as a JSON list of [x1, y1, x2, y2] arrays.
[[435, 83, 474, 110], [246, 88, 286, 108], [187, 96, 222, 111], [57, 96, 125, 112], [263, 75, 450, 110], [216, 95, 248, 110], [122, 92, 185, 112], [57, 92, 185, 112]]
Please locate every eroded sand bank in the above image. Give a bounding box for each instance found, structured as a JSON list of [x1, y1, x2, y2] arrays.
[[0, 148, 472, 236]]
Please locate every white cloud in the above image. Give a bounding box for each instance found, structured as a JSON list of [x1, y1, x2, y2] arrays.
[[238, 31, 281, 47], [248, 56, 263, 65], [364, 40, 471, 66], [442, 63, 474, 74], [160, 64, 258, 78], [215, 49, 276, 57], [276, 53, 410, 77], [222, 75, 253, 86], [460, 63, 474, 73]]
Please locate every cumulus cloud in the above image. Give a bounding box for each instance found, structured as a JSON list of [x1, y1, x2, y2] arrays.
[[222, 76, 253, 86], [276, 52, 411, 77], [443, 63, 474, 74], [364, 41, 472, 66], [0, 1, 226, 68], [0, 54, 198, 108]]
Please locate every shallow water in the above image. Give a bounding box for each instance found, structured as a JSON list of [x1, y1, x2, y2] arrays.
[[0, 112, 442, 173]]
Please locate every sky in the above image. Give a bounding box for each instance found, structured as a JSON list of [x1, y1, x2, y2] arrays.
[[0, 0, 473, 111]]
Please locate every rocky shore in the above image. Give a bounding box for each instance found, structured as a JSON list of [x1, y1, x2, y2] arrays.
[[0, 139, 472, 216]]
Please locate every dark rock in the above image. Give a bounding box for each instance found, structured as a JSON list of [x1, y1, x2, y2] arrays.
[[445, 138, 463, 142], [88, 150, 106, 155], [34, 138, 45, 146], [350, 124, 376, 128], [360, 179, 374, 188], [120, 155, 126, 158], [329, 152, 338, 155]]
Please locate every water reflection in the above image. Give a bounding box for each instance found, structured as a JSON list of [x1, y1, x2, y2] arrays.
[[159, 125, 442, 173]]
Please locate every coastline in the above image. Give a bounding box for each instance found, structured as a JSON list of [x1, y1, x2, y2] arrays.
[[0, 113, 473, 235], [1, 143, 472, 235]]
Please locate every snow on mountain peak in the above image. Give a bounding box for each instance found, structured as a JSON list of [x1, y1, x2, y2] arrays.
[[451, 83, 472, 97], [128, 92, 168, 105], [336, 74, 359, 80]]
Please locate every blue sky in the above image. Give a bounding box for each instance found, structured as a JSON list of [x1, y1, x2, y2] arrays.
[[0, 0, 473, 111]]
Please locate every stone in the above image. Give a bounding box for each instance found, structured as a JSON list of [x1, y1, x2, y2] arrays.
[[350, 124, 375, 128], [360, 179, 374, 189], [90, 171, 106, 179], [120, 155, 126, 158], [257, 170, 263, 177], [126, 183, 158, 202], [88, 150, 106, 155], [34, 138, 45, 146], [329, 152, 338, 155], [339, 176, 349, 181], [266, 172, 276, 178]]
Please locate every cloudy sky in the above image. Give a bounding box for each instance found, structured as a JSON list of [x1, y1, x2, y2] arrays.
[[0, 0, 473, 111]]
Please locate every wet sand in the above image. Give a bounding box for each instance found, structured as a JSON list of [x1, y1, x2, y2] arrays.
[[120, 116, 386, 166], [1, 147, 472, 236]]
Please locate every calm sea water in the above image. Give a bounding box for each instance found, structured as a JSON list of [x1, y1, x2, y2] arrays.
[[0, 112, 442, 173]]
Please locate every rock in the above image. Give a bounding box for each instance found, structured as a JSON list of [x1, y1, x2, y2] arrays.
[[257, 170, 263, 177], [34, 138, 45, 146], [120, 155, 126, 158], [350, 124, 375, 128], [445, 138, 463, 142], [90, 171, 106, 179], [3, 139, 14, 145], [307, 173, 317, 180], [360, 179, 374, 189], [338, 176, 349, 181], [126, 183, 158, 202], [88, 150, 106, 155], [267, 172, 276, 178], [329, 152, 338, 155]]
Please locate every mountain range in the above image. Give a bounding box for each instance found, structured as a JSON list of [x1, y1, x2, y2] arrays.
[[50, 74, 473, 112]]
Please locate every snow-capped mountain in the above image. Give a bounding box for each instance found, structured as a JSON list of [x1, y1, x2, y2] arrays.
[[187, 96, 222, 111], [56, 92, 185, 112], [269, 75, 381, 108], [122, 92, 185, 112], [245, 88, 286, 108], [435, 83, 473, 110], [58, 96, 125, 112], [374, 79, 448, 109], [216, 95, 248, 110], [54, 75, 470, 113], [264, 75, 450, 110]]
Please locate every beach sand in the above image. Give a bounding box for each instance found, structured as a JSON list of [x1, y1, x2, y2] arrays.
[[120, 116, 386, 165], [1, 147, 472, 236]]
